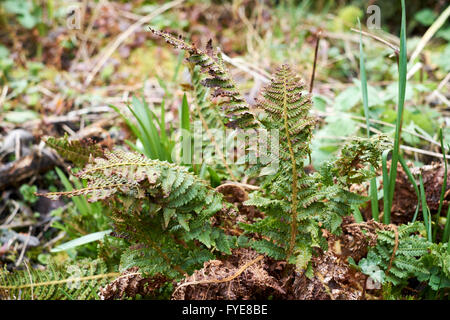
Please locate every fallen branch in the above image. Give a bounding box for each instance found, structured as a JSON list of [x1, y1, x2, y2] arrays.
[[0, 146, 57, 191]]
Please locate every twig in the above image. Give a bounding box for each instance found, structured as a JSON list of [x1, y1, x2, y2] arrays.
[[0, 85, 8, 111], [312, 110, 442, 148], [350, 28, 399, 53], [220, 182, 260, 191], [317, 133, 449, 159], [2, 200, 20, 226], [428, 72, 450, 107], [400, 145, 449, 159], [436, 72, 450, 92], [221, 52, 270, 84], [309, 30, 322, 93], [23, 261, 34, 300], [43, 231, 67, 249], [71, 0, 107, 70], [315, 271, 335, 300], [433, 91, 450, 108], [409, 5, 450, 63], [15, 227, 32, 268], [406, 62, 423, 80]]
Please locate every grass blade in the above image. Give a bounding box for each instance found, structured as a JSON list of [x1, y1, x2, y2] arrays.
[[172, 51, 184, 83], [352, 204, 364, 223], [180, 93, 192, 164], [139, 96, 165, 160], [398, 155, 421, 224], [443, 205, 450, 248], [126, 97, 160, 159], [358, 18, 379, 221], [419, 174, 432, 242], [433, 128, 447, 241], [180, 93, 191, 133], [387, 0, 407, 212], [55, 167, 90, 216], [109, 104, 141, 141], [382, 149, 391, 224], [50, 230, 112, 253]]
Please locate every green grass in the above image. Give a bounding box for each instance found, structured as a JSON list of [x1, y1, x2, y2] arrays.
[[358, 18, 379, 222], [52, 167, 110, 257], [398, 155, 421, 223], [179, 93, 192, 165], [382, 149, 391, 224], [386, 0, 408, 223], [434, 128, 448, 242], [419, 173, 432, 242], [110, 95, 175, 162]]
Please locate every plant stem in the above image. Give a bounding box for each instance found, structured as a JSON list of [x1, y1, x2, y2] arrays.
[[382, 149, 391, 224], [283, 74, 299, 262], [433, 128, 447, 242], [309, 30, 321, 94], [387, 0, 407, 220], [443, 205, 450, 248], [419, 174, 432, 242], [358, 18, 378, 221]]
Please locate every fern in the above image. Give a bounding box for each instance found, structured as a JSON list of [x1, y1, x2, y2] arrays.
[[36, 31, 395, 285], [359, 222, 450, 291], [0, 259, 116, 300], [44, 133, 104, 168], [333, 135, 391, 185], [151, 29, 390, 272], [239, 69, 378, 267], [189, 64, 224, 131], [41, 149, 236, 279], [251, 65, 316, 259], [150, 28, 256, 129], [187, 64, 239, 180], [417, 242, 450, 291]]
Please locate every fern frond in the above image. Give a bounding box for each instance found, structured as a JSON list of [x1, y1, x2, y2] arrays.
[[333, 134, 391, 185], [44, 133, 104, 168], [256, 65, 316, 161], [358, 222, 450, 289], [0, 259, 116, 300], [187, 64, 239, 180], [39, 149, 236, 279], [150, 28, 256, 129]]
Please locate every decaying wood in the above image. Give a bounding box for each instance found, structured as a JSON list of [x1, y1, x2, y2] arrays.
[[0, 147, 57, 191]]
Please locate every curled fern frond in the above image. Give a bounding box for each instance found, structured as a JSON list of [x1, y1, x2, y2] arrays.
[[333, 134, 391, 185]]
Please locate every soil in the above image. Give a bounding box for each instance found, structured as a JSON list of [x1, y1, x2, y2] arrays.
[[362, 161, 450, 225]]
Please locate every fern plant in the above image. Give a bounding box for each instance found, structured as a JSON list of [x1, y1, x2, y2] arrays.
[[150, 29, 389, 272], [0, 259, 116, 300], [187, 63, 241, 181], [44, 133, 104, 168], [41, 149, 236, 279], [150, 28, 257, 130], [359, 222, 450, 292], [25, 31, 392, 295]]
